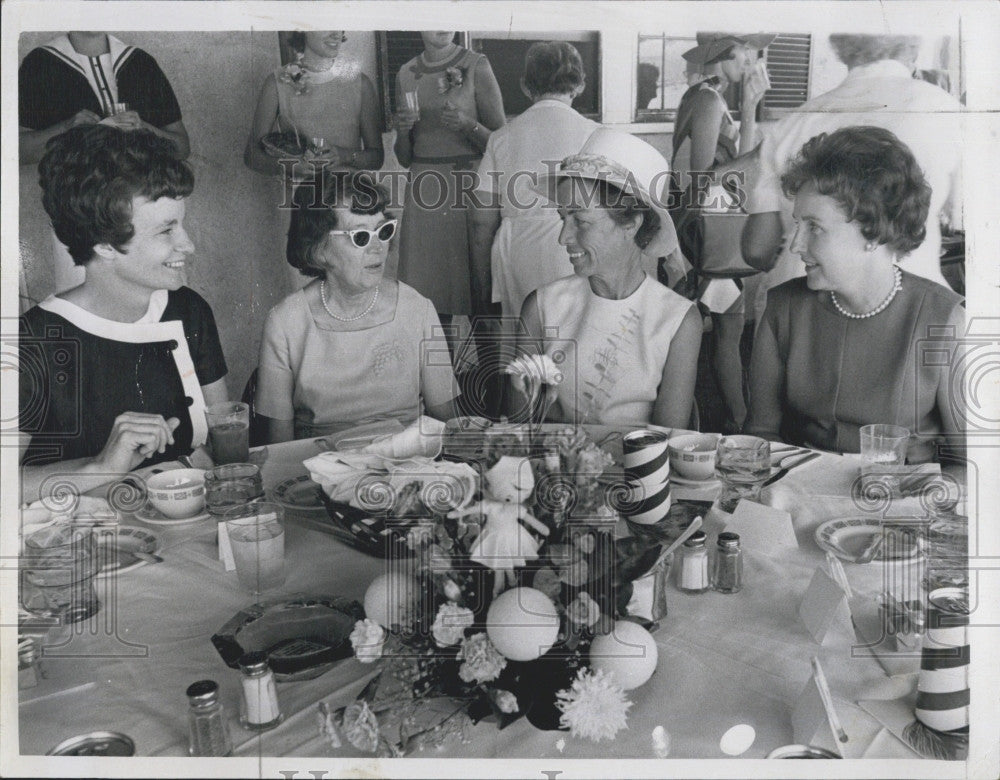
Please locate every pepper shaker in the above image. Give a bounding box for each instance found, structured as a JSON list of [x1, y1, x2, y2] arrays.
[[186, 679, 233, 756], [711, 532, 743, 593]]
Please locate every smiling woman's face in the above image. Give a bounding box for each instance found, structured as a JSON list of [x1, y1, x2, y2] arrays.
[[555, 178, 639, 279], [304, 31, 344, 60], [314, 205, 392, 296]]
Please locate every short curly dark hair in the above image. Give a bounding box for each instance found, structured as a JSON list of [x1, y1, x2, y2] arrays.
[[594, 180, 661, 251], [38, 125, 194, 265], [780, 126, 930, 255], [523, 41, 585, 98], [286, 169, 391, 278]]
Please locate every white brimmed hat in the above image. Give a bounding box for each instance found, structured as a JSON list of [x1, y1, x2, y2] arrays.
[[536, 127, 688, 283]]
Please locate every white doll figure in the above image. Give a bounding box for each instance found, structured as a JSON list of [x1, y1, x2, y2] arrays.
[[448, 456, 550, 591]]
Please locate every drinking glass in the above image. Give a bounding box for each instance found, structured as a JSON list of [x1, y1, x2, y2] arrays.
[[23, 526, 101, 623], [205, 402, 250, 465], [224, 502, 286, 594], [204, 463, 264, 517], [860, 424, 910, 466], [715, 435, 771, 513]]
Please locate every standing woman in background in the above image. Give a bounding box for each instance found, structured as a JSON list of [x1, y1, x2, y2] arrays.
[[394, 31, 505, 354], [671, 33, 773, 434], [245, 31, 383, 178]]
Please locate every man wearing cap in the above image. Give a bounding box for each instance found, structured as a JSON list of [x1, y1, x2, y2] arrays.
[[742, 34, 962, 323]]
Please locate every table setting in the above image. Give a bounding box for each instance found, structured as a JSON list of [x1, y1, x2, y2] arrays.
[[15, 408, 970, 764]]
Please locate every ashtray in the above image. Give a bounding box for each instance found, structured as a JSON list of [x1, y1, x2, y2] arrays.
[[211, 594, 363, 681]]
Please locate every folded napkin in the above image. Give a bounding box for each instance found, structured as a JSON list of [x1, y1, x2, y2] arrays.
[[20, 496, 117, 551], [858, 462, 953, 502], [303, 450, 477, 513], [359, 416, 445, 459]]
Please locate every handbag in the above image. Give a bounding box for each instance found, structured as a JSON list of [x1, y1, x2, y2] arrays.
[[675, 202, 759, 280]]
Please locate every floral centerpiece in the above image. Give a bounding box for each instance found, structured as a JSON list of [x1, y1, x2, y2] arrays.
[[316, 423, 677, 755]]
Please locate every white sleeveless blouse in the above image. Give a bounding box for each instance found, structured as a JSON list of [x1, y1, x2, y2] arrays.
[[535, 274, 695, 425]]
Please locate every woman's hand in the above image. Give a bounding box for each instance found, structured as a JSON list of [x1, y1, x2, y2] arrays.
[[99, 110, 144, 131], [394, 107, 420, 133], [305, 145, 341, 167], [740, 69, 769, 114], [93, 412, 181, 474], [440, 100, 475, 134]]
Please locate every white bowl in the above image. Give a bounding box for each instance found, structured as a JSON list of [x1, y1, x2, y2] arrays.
[[668, 433, 721, 481], [146, 469, 206, 518]]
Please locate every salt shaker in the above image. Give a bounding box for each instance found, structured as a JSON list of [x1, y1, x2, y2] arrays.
[[676, 530, 710, 593], [711, 532, 743, 593], [186, 679, 233, 756], [238, 651, 283, 731]]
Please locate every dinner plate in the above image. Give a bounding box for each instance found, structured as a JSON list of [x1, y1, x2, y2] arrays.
[[272, 475, 326, 513], [133, 502, 211, 525], [96, 526, 158, 576], [815, 517, 921, 563]]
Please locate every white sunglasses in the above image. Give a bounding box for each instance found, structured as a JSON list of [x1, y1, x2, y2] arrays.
[[328, 219, 398, 248]]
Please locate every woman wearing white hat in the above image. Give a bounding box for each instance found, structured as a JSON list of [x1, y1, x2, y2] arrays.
[[672, 33, 774, 435], [511, 128, 701, 428]]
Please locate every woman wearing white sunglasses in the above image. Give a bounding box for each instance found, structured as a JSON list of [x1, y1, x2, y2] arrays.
[[255, 170, 459, 443]]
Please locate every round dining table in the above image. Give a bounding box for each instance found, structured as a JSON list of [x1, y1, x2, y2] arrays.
[[16, 424, 961, 767]]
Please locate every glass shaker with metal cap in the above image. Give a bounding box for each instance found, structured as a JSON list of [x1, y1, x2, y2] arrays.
[[711, 532, 743, 593], [676, 529, 710, 593], [186, 679, 233, 756], [238, 651, 283, 731]]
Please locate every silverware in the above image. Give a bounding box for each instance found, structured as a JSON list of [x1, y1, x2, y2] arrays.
[[178, 454, 195, 469], [133, 551, 164, 565], [854, 534, 883, 564], [762, 451, 821, 487]]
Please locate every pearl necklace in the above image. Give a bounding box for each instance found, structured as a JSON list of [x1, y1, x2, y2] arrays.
[[321, 281, 379, 322], [830, 265, 902, 319]]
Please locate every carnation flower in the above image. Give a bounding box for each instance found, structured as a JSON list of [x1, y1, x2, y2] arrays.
[[438, 66, 466, 94], [443, 579, 462, 602], [493, 689, 519, 714], [431, 603, 474, 647], [566, 591, 601, 627], [555, 667, 632, 742], [505, 354, 564, 396], [342, 700, 380, 752], [457, 632, 507, 684], [349, 619, 386, 664]]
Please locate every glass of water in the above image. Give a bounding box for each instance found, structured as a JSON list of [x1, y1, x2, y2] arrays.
[[224, 502, 286, 595], [860, 424, 910, 466], [715, 435, 771, 513]]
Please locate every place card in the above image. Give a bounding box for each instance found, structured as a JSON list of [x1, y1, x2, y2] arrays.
[[799, 568, 853, 644], [791, 674, 842, 754], [723, 500, 797, 553], [218, 521, 235, 571]]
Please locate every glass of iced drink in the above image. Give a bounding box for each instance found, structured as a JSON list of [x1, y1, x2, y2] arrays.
[[224, 502, 286, 595], [205, 402, 250, 465]]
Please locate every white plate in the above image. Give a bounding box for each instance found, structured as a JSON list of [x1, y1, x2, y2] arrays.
[[272, 475, 326, 513], [815, 517, 921, 563], [670, 472, 721, 488], [134, 502, 211, 525], [96, 526, 158, 576]]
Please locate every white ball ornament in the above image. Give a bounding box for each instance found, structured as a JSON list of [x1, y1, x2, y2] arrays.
[[363, 572, 418, 629], [486, 587, 560, 662], [589, 620, 658, 690]]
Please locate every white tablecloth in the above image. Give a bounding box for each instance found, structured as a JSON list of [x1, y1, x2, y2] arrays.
[[18, 434, 950, 760]]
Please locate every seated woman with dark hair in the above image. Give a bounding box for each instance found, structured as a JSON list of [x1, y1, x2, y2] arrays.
[[513, 128, 701, 428], [254, 170, 459, 443], [745, 126, 964, 462], [19, 125, 229, 502]]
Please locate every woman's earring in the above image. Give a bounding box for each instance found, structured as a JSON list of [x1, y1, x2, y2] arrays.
[[865, 241, 876, 252], [341, 33, 347, 43]]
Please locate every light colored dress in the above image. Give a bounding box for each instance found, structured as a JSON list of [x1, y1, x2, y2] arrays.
[[255, 282, 459, 439], [535, 274, 696, 425], [396, 47, 488, 316], [474, 99, 599, 319], [273, 65, 365, 156]]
